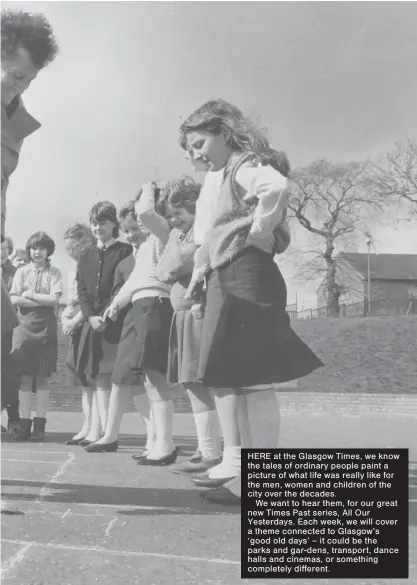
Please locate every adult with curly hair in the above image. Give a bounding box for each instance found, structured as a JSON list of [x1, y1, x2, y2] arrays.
[[1, 9, 58, 234], [1, 9, 58, 512]]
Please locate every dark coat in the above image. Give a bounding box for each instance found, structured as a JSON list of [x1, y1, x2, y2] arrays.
[[68, 241, 133, 383]]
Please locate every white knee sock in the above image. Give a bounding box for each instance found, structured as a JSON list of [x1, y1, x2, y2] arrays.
[[83, 391, 102, 442], [208, 446, 241, 479], [36, 389, 50, 418], [18, 390, 32, 419], [246, 390, 280, 448], [193, 411, 221, 460], [147, 400, 175, 459], [132, 393, 155, 453], [72, 388, 93, 440], [237, 394, 252, 448]]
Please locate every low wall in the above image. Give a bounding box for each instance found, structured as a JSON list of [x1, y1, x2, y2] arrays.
[[48, 315, 417, 412]]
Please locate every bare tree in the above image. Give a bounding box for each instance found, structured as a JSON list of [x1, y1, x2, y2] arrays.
[[289, 159, 385, 317], [369, 139, 417, 218]]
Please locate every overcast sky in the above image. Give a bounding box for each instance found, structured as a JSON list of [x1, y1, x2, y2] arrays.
[[4, 1, 417, 306]]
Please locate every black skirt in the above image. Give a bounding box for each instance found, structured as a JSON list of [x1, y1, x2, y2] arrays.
[[112, 304, 143, 385], [66, 324, 87, 387], [131, 297, 173, 375], [11, 306, 58, 377], [198, 247, 323, 388]]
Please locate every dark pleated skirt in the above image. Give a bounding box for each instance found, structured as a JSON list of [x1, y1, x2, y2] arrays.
[[198, 247, 324, 388], [1, 330, 19, 410], [11, 306, 58, 377], [131, 297, 173, 375], [67, 318, 122, 387], [112, 304, 144, 385], [66, 324, 87, 387], [167, 308, 203, 384]]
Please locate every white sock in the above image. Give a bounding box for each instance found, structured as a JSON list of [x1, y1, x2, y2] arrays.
[[193, 410, 222, 460], [246, 390, 280, 448], [83, 391, 102, 442], [18, 390, 32, 419], [147, 400, 175, 459], [208, 446, 241, 479], [35, 389, 50, 419], [223, 475, 241, 497], [237, 394, 252, 448], [132, 393, 155, 453]]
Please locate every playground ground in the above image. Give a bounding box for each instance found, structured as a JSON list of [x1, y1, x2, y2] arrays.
[[1, 393, 416, 585]]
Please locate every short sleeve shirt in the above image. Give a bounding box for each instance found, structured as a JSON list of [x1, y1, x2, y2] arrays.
[[10, 262, 63, 297]]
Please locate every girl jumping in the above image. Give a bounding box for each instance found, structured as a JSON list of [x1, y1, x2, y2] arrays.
[[180, 99, 324, 503]]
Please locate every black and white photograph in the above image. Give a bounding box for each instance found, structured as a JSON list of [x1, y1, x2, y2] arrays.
[[1, 2, 416, 584]]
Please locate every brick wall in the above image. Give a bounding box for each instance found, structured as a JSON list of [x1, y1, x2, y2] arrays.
[[49, 314, 417, 412]]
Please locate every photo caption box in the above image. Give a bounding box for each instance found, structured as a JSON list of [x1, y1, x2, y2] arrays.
[[241, 449, 408, 579]]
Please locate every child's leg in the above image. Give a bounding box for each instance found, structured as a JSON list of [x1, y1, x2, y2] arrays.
[[95, 374, 111, 431], [71, 387, 94, 441], [35, 375, 50, 418], [143, 370, 175, 459], [83, 390, 102, 442], [95, 383, 129, 444], [236, 389, 252, 448], [14, 375, 33, 441], [29, 375, 50, 441], [18, 375, 32, 419], [242, 388, 281, 448], [184, 383, 221, 461], [207, 387, 241, 479], [132, 384, 155, 455]]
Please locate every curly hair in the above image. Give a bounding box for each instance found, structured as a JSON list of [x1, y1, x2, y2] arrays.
[[157, 175, 201, 216], [179, 98, 290, 177], [26, 231, 55, 260], [1, 9, 58, 69], [89, 201, 119, 237], [64, 223, 94, 248], [118, 201, 137, 222]]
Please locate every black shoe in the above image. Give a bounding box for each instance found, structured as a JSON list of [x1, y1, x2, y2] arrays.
[[30, 417, 46, 442], [191, 474, 236, 488], [14, 418, 32, 441], [137, 450, 178, 466], [132, 445, 179, 462], [79, 439, 93, 447], [85, 440, 118, 453], [201, 486, 241, 506], [65, 437, 87, 446], [7, 418, 21, 436]]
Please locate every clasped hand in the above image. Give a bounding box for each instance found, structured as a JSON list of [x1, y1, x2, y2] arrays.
[[88, 315, 107, 332], [102, 303, 119, 322]]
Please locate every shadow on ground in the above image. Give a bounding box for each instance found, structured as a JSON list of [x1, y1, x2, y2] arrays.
[[1, 432, 201, 456], [0, 477, 239, 515]]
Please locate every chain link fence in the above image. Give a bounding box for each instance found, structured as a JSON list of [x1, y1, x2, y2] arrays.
[[289, 296, 417, 320]]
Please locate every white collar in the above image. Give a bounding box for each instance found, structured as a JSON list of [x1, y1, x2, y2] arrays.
[[97, 238, 116, 250]]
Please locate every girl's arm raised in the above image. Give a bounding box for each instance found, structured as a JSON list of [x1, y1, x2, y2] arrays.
[[135, 183, 170, 245]]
